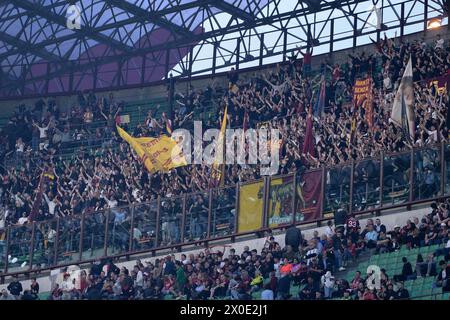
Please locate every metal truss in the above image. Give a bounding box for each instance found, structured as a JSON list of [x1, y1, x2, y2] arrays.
[[0, 0, 447, 98]]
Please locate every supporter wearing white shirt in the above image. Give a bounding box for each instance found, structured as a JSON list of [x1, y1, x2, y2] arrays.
[[101, 193, 118, 208], [435, 36, 444, 50], [383, 73, 392, 91], [325, 220, 335, 238], [33, 122, 50, 139], [60, 274, 74, 292], [134, 266, 144, 288], [43, 193, 58, 216], [425, 126, 438, 143], [17, 213, 28, 225]]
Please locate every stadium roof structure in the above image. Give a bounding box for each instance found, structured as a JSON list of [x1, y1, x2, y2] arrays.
[[0, 0, 447, 98]]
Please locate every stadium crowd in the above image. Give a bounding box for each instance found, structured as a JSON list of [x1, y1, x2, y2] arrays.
[[2, 199, 449, 300], [0, 34, 448, 231]]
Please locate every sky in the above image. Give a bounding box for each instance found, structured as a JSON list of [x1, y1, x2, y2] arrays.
[[169, 0, 448, 78]]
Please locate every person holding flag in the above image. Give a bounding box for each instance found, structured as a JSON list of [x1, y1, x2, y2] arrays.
[[161, 112, 173, 135]]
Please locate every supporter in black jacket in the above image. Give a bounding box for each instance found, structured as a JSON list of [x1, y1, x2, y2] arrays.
[[436, 261, 450, 292], [285, 225, 302, 252], [7, 276, 23, 297]]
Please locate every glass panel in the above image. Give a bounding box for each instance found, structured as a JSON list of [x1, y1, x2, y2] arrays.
[[159, 197, 183, 247], [7, 224, 33, 273], [210, 186, 237, 238], [57, 217, 81, 266], [268, 176, 294, 228], [184, 192, 209, 242], [352, 159, 381, 212], [295, 170, 323, 223], [132, 202, 158, 252], [107, 206, 132, 256], [32, 220, 58, 270], [382, 152, 411, 206], [445, 144, 450, 195], [413, 147, 441, 200], [238, 181, 264, 233], [0, 228, 7, 273], [324, 166, 351, 214], [81, 210, 108, 261]]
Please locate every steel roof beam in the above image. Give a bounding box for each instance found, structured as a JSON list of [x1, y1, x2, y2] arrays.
[[209, 0, 255, 23], [0, 29, 63, 62], [12, 0, 134, 54], [105, 0, 194, 38]]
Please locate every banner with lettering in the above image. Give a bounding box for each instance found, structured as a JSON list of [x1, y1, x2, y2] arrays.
[[117, 126, 187, 173], [428, 75, 449, 95], [353, 77, 374, 129]]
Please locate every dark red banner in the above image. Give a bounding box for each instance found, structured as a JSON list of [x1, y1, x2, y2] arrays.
[[295, 170, 323, 223]]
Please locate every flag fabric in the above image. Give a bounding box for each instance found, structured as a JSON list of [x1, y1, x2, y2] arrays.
[[302, 110, 315, 156], [240, 110, 249, 151], [390, 56, 415, 140], [116, 125, 187, 173], [165, 121, 173, 135], [400, 94, 413, 143], [210, 105, 227, 188], [313, 76, 326, 117], [353, 77, 374, 129], [349, 100, 358, 146], [29, 168, 54, 221]]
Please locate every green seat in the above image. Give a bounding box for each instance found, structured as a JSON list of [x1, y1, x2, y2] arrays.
[[424, 277, 435, 286], [432, 293, 443, 300], [405, 282, 414, 292], [358, 262, 369, 271], [420, 287, 433, 296], [414, 295, 432, 300], [252, 291, 262, 300], [419, 246, 432, 255], [442, 292, 450, 300], [378, 256, 389, 265]]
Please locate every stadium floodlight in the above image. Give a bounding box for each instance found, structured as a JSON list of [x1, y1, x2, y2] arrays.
[[427, 18, 442, 29]]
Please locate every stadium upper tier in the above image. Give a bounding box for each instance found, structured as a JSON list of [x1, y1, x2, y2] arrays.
[[1, 0, 446, 99]]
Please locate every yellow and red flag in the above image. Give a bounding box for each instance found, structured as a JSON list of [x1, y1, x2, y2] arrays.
[[116, 125, 187, 173]]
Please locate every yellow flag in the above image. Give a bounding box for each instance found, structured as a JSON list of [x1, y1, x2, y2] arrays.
[[210, 105, 227, 187], [116, 125, 187, 173]]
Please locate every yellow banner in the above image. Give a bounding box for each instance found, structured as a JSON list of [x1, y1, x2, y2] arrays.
[[116, 125, 187, 173], [210, 105, 227, 187], [238, 181, 264, 233]]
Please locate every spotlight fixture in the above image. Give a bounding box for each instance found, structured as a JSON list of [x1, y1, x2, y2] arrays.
[[427, 18, 442, 29]]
